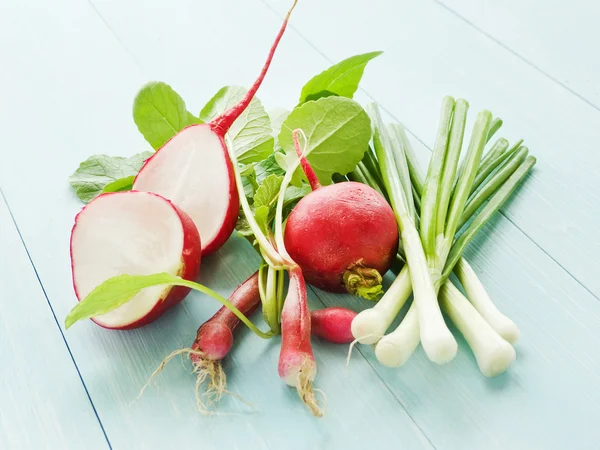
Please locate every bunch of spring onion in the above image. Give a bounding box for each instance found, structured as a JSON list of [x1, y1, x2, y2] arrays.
[[349, 98, 536, 377]]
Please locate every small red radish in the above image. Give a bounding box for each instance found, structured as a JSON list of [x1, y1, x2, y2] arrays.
[[278, 265, 322, 416], [133, 0, 298, 256], [310, 307, 357, 344], [283, 132, 399, 298], [185, 271, 261, 411], [70, 191, 201, 329]]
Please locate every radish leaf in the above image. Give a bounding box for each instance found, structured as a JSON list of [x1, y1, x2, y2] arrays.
[[69, 152, 152, 203], [254, 174, 284, 208], [65, 273, 274, 338], [133, 81, 201, 150], [299, 51, 382, 103], [255, 154, 285, 183], [268, 108, 290, 149], [200, 86, 274, 164], [279, 97, 372, 184], [101, 176, 136, 194], [65, 273, 175, 329]]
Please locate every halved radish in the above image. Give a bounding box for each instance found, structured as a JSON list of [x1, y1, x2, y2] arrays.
[[70, 191, 201, 330], [132, 0, 297, 256]]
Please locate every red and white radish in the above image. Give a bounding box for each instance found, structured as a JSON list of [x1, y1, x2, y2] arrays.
[[278, 265, 321, 416], [70, 191, 201, 329], [185, 271, 262, 411], [310, 307, 357, 344], [133, 0, 298, 256], [283, 133, 399, 298]]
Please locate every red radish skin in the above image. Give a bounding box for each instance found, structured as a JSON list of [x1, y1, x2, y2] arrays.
[[278, 265, 322, 416], [133, 0, 298, 256], [191, 271, 261, 362], [142, 272, 262, 414], [284, 131, 399, 298], [70, 191, 201, 330], [310, 307, 357, 344]]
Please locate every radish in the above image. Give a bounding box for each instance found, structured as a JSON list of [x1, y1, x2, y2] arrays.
[[283, 133, 399, 299], [133, 0, 298, 256], [278, 265, 321, 416], [70, 191, 201, 329], [184, 271, 261, 411], [310, 307, 357, 344]]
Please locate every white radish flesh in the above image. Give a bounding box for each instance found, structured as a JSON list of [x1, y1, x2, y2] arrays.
[[133, 0, 297, 256], [133, 125, 237, 255], [70, 191, 201, 329]]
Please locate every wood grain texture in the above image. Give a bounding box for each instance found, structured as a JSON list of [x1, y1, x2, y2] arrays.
[[263, 0, 600, 299], [436, 0, 600, 109], [0, 196, 109, 450], [2, 0, 600, 448], [310, 134, 600, 450], [0, 0, 435, 448]]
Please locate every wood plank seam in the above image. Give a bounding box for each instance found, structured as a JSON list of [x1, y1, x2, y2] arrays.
[[84, 0, 143, 70], [0, 188, 113, 450], [75, 1, 427, 425], [432, 0, 600, 114], [305, 285, 438, 448], [256, 0, 600, 304]]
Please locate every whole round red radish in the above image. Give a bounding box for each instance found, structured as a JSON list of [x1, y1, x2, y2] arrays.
[[132, 0, 298, 256], [70, 191, 201, 330], [283, 136, 399, 298]]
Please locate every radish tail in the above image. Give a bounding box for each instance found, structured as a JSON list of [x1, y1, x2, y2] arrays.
[[189, 272, 261, 413], [278, 265, 323, 416], [293, 128, 321, 190], [211, 0, 298, 135]]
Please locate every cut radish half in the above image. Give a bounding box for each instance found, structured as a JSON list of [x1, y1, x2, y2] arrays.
[[132, 0, 297, 256], [70, 191, 201, 330], [133, 125, 238, 256]]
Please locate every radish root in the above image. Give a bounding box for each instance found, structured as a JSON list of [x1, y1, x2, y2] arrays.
[[296, 359, 324, 417], [138, 348, 251, 415], [345, 334, 381, 368], [192, 358, 228, 414]]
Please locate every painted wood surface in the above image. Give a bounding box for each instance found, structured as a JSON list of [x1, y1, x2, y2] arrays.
[[0, 196, 109, 450], [436, 0, 600, 109], [1, 0, 599, 448]]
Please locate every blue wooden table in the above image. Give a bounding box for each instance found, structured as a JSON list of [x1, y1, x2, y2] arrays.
[[2, 0, 599, 448]]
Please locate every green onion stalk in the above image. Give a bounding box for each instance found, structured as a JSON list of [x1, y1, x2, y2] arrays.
[[349, 99, 535, 376]]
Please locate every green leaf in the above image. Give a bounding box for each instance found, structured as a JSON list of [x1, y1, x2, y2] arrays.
[[235, 209, 253, 237], [278, 97, 372, 184], [69, 152, 153, 203], [299, 51, 383, 103], [284, 184, 312, 204], [268, 108, 290, 150], [65, 272, 275, 338], [254, 205, 271, 235], [65, 273, 175, 328], [101, 176, 136, 194], [200, 86, 274, 164], [254, 154, 285, 183], [133, 82, 201, 150], [254, 174, 284, 209], [274, 151, 306, 187]]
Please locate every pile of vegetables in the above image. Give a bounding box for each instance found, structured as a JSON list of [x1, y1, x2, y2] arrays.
[[65, 0, 536, 416]]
